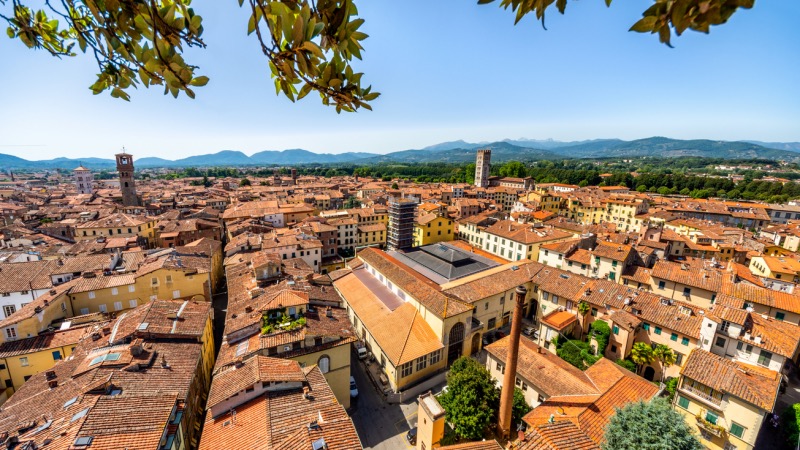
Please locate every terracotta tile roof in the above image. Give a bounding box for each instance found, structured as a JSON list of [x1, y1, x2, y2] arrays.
[[730, 262, 765, 287], [0, 278, 77, 328], [441, 261, 545, 303], [719, 281, 800, 314], [333, 271, 443, 366], [0, 259, 57, 292], [0, 300, 211, 450], [542, 310, 578, 331], [441, 441, 503, 450], [487, 336, 595, 397], [707, 302, 748, 326], [523, 358, 659, 446], [681, 349, 781, 411], [200, 366, 362, 450], [208, 356, 304, 409], [540, 238, 582, 254], [620, 266, 652, 285], [485, 220, 573, 245], [76, 212, 151, 229], [0, 324, 95, 358], [262, 290, 309, 311], [518, 420, 600, 450], [73, 394, 177, 450], [576, 376, 659, 443], [69, 273, 137, 293], [591, 241, 633, 262], [619, 291, 703, 337], [608, 309, 641, 331], [745, 312, 800, 358], [650, 260, 729, 292], [565, 248, 593, 265], [532, 267, 592, 302]]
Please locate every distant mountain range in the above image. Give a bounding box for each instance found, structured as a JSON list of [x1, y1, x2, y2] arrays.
[[2, 137, 800, 170]]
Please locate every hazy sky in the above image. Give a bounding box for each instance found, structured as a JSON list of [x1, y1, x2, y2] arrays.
[[0, 1, 798, 160]]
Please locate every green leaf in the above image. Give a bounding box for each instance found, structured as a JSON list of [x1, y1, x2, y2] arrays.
[[297, 83, 313, 100], [629, 16, 657, 33], [248, 14, 256, 35], [190, 76, 209, 87], [301, 41, 324, 58]]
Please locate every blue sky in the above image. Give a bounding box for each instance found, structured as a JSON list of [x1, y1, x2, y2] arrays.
[[0, 0, 798, 160]]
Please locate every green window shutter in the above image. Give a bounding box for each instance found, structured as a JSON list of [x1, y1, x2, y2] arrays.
[[730, 422, 745, 438], [677, 396, 689, 409]]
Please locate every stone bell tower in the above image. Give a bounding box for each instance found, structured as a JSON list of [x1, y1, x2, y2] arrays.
[[116, 150, 139, 206]]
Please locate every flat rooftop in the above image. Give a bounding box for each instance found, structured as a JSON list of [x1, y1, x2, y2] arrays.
[[388, 242, 499, 285]]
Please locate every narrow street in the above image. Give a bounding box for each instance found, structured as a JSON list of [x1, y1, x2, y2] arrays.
[[211, 280, 227, 358], [349, 349, 420, 450]]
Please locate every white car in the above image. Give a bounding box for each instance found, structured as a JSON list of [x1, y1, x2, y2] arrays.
[[349, 376, 359, 398], [357, 347, 368, 360]]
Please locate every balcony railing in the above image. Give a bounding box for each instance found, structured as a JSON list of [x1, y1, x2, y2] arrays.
[[470, 316, 484, 332], [695, 414, 726, 438], [680, 385, 723, 408]]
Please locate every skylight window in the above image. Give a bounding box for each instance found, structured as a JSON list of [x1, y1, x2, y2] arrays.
[[71, 408, 89, 422], [33, 420, 52, 434], [89, 353, 121, 366], [63, 397, 78, 409], [235, 341, 248, 357], [74, 436, 93, 446]]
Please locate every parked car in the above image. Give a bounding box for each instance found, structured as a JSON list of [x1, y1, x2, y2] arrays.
[[523, 326, 535, 336], [406, 427, 417, 445], [349, 376, 359, 398], [357, 347, 368, 360]]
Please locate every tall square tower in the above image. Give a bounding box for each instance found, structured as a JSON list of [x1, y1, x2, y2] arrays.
[[116, 152, 139, 206], [475, 149, 491, 188]]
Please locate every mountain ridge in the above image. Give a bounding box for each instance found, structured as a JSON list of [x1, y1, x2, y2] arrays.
[[1, 137, 799, 170]]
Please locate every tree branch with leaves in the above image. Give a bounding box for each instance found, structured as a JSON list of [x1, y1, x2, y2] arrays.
[[2, 0, 754, 106]]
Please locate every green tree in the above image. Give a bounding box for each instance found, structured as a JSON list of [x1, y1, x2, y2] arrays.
[[1, 1, 751, 106], [438, 356, 499, 440], [653, 344, 676, 382], [239, 178, 252, 186], [391, 182, 399, 190], [464, 163, 476, 185], [636, 184, 647, 193], [602, 399, 703, 450], [630, 342, 654, 374], [780, 403, 800, 447], [512, 387, 531, 429], [343, 196, 360, 209], [656, 186, 670, 195], [589, 320, 610, 355], [499, 161, 528, 178], [615, 359, 636, 372]]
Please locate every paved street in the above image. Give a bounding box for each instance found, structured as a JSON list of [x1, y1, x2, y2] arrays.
[[211, 286, 228, 357], [349, 350, 424, 450], [755, 365, 800, 450]]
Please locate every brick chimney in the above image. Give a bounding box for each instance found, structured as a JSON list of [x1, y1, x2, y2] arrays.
[[497, 285, 527, 440]]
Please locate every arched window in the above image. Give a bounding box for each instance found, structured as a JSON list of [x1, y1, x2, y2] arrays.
[[124, 182, 129, 187], [318, 355, 330, 373]]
